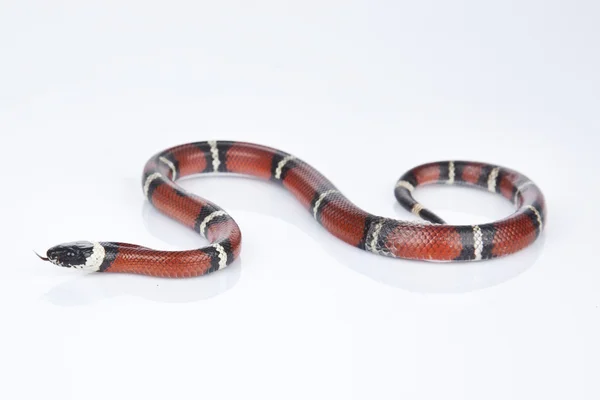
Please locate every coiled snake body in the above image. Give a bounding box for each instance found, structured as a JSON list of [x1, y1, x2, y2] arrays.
[[38, 141, 546, 278]]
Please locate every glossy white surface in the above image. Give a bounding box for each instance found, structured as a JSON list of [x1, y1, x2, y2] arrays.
[[1, 1, 598, 399]]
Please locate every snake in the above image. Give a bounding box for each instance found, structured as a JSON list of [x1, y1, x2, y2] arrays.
[[36, 140, 546, 278]]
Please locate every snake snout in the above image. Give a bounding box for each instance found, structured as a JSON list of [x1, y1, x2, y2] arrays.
[[45, 247, 63, 265]]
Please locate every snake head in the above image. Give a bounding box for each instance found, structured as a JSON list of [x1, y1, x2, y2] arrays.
[[38, 241, 106, 271]]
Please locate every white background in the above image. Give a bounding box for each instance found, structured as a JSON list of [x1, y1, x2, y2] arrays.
[[1, 1, 598, 399]]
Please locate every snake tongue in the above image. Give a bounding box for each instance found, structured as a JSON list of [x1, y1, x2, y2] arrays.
[[34, 251, 49, 261]]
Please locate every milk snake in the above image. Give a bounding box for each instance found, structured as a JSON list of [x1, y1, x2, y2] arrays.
[[38, 141, 546, 278]]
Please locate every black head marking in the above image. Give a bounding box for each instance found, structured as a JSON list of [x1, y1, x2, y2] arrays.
[[46, 241, 95, 268]]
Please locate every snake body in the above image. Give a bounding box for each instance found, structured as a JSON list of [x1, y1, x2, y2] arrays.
[[40, 141, 546, 278]]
